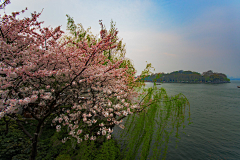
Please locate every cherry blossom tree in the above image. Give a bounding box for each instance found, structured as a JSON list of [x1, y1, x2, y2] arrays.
[[0, 9, 140, 159], [62, 16, 191, 160], [0, 8, 191, 159]]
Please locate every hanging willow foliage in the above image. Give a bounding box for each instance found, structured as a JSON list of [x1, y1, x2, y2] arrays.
[[115, 83, 191, 160], [58, 17, 191, 159]]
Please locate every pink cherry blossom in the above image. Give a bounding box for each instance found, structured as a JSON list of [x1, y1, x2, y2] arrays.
[[0, 10, 141, 159], [102, 130, 107, 135]]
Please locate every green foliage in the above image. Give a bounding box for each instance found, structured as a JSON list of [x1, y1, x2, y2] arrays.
[[0, 119, 31, 160], [224, 77, 230, 82], [145, 70, 230, 83], [97, 139, 121, 160], [205, 76, 210, 82], [56, 154, 72, 160], [70, 138, 122, 160], [64, 15, 136, 79], [0, 115, 123, 160], [119, 58, 136, 77], [137, 62, 155, 83], [65, 15, 125, 58], [66, 14, 97, 46], [118, 84, 191, 159], [0, 70, 191, 160], [0, 14, 192, 160]]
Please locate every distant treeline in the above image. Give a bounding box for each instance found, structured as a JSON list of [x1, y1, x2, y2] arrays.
[[142, 70, 230, 83]]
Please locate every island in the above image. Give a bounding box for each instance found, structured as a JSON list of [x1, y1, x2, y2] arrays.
[[142, 70, 230, 83]]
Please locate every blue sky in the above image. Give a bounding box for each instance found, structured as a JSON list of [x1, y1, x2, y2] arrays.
[[1, 0, 240, 78]]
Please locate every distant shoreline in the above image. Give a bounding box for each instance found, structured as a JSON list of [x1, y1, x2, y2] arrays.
[[145, 81, 231, 84], [141, 70, 231, 84]]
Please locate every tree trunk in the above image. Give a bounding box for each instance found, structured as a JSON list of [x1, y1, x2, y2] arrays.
[[30, 121, 42, 160], [5, 120, 8, 135], [3, 116, 10, 135]]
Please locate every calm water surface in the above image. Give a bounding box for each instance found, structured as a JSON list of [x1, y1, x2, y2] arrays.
[[155, 80, 240, 160], [114, 80, 240, 160]]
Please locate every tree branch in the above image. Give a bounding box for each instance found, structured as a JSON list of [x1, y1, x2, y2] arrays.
[[16, 120, 33, 139]]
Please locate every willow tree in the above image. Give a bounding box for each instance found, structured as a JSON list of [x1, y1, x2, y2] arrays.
[[0, 9, 190, 159], [61, 16, 191, 160], [116, 85, 190, 159]]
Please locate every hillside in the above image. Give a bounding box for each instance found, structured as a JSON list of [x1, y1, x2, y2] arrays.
[[143, 70, 230, 83]]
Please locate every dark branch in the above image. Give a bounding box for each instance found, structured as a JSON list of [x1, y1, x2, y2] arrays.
[[16, 120, 33, 139]]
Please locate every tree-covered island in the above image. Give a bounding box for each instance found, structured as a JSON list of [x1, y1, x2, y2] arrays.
[[143, 70, 230, 83]]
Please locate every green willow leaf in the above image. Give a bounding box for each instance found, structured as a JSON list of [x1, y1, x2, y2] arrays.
[[117, 83, 191, 160]]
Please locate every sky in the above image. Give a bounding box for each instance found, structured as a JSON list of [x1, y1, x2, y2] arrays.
[[1, 0, 240, 78]]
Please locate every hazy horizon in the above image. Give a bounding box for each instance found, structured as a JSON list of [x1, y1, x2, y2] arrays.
[[137, 69, 240, 80]]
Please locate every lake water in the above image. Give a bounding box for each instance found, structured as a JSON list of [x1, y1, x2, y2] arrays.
[[114, 80, 240, 160]]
